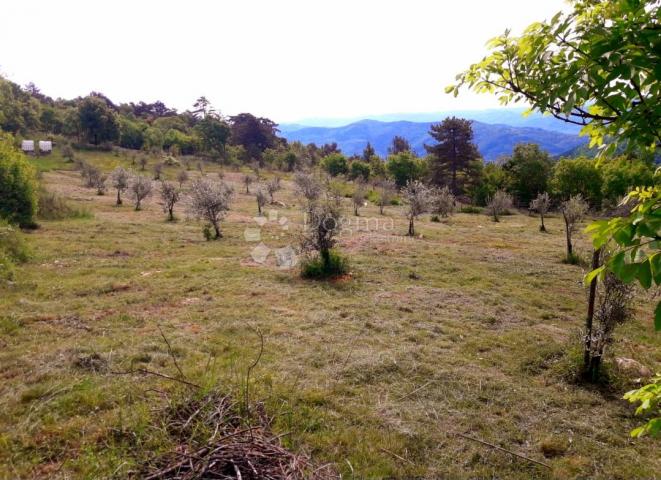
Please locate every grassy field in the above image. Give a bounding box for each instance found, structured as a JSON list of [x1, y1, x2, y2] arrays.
[[1, 149, 659, 479]]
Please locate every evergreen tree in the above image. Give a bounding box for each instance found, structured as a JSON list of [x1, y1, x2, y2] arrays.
[[424, 117, 480, 194]]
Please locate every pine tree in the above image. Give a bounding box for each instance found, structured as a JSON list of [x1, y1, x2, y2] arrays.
[[425, 117, 480, 194]]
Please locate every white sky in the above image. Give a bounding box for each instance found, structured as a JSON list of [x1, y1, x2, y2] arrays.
[[1, 0, 567, 123]]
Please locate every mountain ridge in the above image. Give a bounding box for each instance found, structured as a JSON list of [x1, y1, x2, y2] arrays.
[[279, 118, 587, 161]]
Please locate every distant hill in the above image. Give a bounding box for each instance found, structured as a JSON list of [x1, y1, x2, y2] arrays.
[[279, 119, 588, 161], [282, 108, 583, 136]]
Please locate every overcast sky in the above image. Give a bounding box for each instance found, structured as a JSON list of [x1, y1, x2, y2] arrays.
[[2, 0, 567, 122]]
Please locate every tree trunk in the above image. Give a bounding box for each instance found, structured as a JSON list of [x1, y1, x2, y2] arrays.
[[564, 216, 573, 258], [408, 217, 415, 236], [321, 248, 330, 269], [168, 207, 174, 221], [116, 189, 122, 205], [379, 204, 384, 215], [540, 213, 546, 232], [212, 220, 222, 239], [135, 199, 141, 211], [583, 248, 601, 378]]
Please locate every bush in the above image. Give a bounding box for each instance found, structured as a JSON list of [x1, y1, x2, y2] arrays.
[[0, 219, 29, 280], [0, 133, 38, 227], [460, 205, 482, 214], [300, 250, 349, 279], [37, 189, 91, 220]]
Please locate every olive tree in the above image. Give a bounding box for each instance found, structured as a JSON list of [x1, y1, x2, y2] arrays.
[[402, 180, 432, 236], [177, 169, 189, 189], [301, 199, 347, 277], [486, 189, 512, 222], [160, 181, 180, 221], [352, 183, 366, 216], [94, 173, 107, 196], [129, 174, 153, 211], [294, 171, 322, 212], [138, 156, 148, 171], [561, 194, 588, 261], [255, 187, 268, 216], [110, 166, 130, 205], [376, 179, 396, 215], [530, 192, 551, 232], [153, 162, 164, 180], [243, 174, 255, 194], [432, 186, 455, 218], [189, 178, 233, 239], [266, 176, 281, 203]]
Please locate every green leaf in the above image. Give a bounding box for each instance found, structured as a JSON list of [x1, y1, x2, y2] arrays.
[[637, 259, 652, 289], [655, 302, 661, 331], [584, 265, 605, 286], [619, 263, 639, 284]]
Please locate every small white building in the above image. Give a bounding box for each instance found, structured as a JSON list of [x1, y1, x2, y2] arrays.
[[38, 140, 52, 153], [21, 140, 34, 153]]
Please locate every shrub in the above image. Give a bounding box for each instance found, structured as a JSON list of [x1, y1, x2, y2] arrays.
[[460, 205, 482, 214], [0, 219, 29, 280], [561, 194, 588, 261], [402, 180, 433, 236], [375, 179, 396, 215], [189, 179, 233, 239], [129, 174, 153, 211], [349, 161, 370, 182], [321, 153, 348, 177], [432, 186, 455, 217], [160, 181, 180, 221], [37, 189, 91, 220], [486, 190, 513, 222], [0, 133, 38, 227], [352, 183, 367, 216], [300, 249, 349, 279], [530, 192, 551, 232]]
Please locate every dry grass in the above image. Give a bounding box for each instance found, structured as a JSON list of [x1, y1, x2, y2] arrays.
[[0, 149, 659, 479]]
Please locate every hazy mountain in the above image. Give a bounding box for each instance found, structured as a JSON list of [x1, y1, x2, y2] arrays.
[[279, 119, 587, 161], [281, 107, 583, 135]]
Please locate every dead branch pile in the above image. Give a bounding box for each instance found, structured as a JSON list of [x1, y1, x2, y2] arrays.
[[140, 389, 336, 480]]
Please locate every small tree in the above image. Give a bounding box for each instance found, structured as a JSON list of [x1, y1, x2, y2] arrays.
[[486, 190, 512, 222], [255, 187, 268, 216], [266, 176, 281, 204], [294, 172, 322, 212], [432, 186, 455, 218], [110, 167, 130, 205], [243, 174, 255, 194], [61, 144, 75, 162], [94, 173, 107, 195], [139, 156, 148, 171], [189, 179, 233, 239], [153, 162, 164, 180], [352, 183, 366, 216], [530, 192, 551, 232], [129, 174, 153, 211], [402, 180, 432, 236], [160, 181, 180, 221], [376, 179, 396, 215], [177, 169, 189, 189], [81, 163, 101, 188], [584, 270, 634, 381], [301, 200, 347, 278], [561, 194, 588, 261]]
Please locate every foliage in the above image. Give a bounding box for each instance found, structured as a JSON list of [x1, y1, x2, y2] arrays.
[[585, 182, 661, 329], [321, 153, 349, 177], [486, 190, 512, 222], [425, 117, 481, 194], [349, 161, 370, 182], [189, 179, 233, 239], [293, 172, 322, 209], [255, 187, 268, 215], [624, 375, 661, 438], [229, 113, 280, 161], [78, 96, 119, 145], [160, 181, 180, 221], [530, 191, 551, 232], [386, 151, 421, 188], [301, 200, 343, 271], [243, 173, 255, 194], [432, 186, 455, 217], [0, 219, 29, 280], [402, 180, 433, 236], [450, 0, 661, 157], [389, 135, 411, 155], [300, 249, 349, 279], [470, 161, 507, 206], [352, 183, 367, 216], [118, 117, 145, 150], [375, 179, 396, 215], [195, 115, 231, 158], [551, 157, 603, 207], [177, 169, 189, 188], [0, 133, 38, 227], [128, 174, 153, 211], [600, 156, 656, 205], [266, 177, 281, 203], [503, 143, 552, 205]]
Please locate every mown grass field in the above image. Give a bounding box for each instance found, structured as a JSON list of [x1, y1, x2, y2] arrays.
[[1, 150, 659, 479]]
